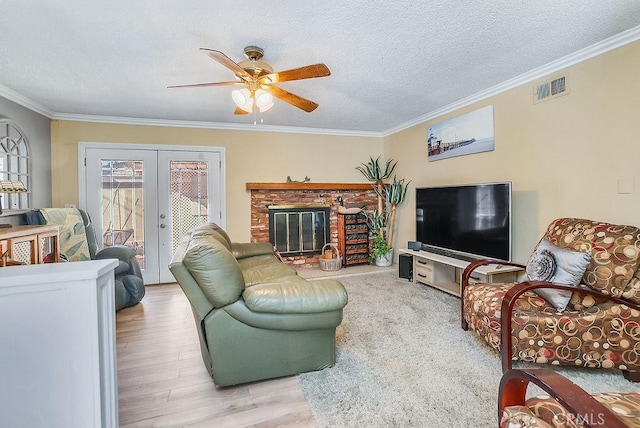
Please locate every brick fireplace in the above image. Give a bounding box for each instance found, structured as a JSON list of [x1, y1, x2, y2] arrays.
[[246, 182, 378, 268]]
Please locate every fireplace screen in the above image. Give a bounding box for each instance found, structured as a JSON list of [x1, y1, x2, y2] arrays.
[[268, 205, 330, 256]]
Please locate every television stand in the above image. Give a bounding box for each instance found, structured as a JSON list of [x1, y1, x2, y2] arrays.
[[398, 249, 523, 297], [421, 246, 478, 262]]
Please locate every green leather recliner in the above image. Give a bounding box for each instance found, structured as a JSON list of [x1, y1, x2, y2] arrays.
[[169, 223, 348, 387], [21, 208, 145, 311]]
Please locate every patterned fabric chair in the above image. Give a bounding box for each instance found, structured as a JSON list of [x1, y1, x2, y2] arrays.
[[499, 368, 640, 427], [462, 218, 640, 381]]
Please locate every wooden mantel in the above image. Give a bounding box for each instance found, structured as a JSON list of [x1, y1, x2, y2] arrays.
[[246, 182, 375, 191]]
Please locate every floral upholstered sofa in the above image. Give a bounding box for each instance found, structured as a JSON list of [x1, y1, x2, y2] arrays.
[[462, 218, 640, 381]]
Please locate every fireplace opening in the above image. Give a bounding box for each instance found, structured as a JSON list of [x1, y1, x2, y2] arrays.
[[268, 204, 330, 256]]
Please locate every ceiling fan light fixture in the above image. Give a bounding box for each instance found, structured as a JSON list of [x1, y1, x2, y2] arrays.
[[232, 88, 253, 113], [171, 46, 329, 114], [255, 89, 274, 112]]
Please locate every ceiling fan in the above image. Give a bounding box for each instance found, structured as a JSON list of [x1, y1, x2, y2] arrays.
[[168, 46, 331, 115]]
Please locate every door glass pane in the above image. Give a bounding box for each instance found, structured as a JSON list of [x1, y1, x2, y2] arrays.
[[170, 161, 209, 253], [100, 160, 145, 268]]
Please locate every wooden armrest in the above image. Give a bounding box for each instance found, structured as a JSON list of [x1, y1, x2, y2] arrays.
[[499, 368, 627, 428], [499, 281, 640, 372]]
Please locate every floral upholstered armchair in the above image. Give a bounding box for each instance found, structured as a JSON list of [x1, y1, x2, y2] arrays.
[[499, 368, 640, 427], [462, 218, 640, 381]]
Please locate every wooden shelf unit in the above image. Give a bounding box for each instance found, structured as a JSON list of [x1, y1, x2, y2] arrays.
[[398, 249, 524, 297], [337, 213, 370, 267], [0, 225, 60, 266]]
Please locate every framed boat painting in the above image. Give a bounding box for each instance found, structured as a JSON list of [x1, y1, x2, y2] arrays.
[[427, 105, 495, 161]]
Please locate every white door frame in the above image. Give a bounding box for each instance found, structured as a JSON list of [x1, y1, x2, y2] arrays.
[[156, 149, 222, 282], [78, 142, 226, 282]]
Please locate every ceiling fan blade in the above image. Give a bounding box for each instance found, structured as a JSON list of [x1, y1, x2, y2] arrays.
[[267, 85, 319, 112], [167, 81, 241, 89], [260, 63, 330, 84], [200, 48, 251, 80], [234, 107, 249, 115]]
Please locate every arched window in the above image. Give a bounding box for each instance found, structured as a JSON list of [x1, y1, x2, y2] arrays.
[[0, 119, 31, 212]]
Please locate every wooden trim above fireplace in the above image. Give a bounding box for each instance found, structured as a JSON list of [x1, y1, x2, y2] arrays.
[[246, 182, 374, 191]]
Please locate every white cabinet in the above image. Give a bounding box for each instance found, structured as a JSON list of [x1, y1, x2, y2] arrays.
[[0, 259, 119, 428], [399, 249, 524, 297]]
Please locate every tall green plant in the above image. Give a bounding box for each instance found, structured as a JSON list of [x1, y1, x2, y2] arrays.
[[363, 209, 388, 240], [357, 156, 411, 253], [381, 176, 410, 247], [356, 156, 397, 213]]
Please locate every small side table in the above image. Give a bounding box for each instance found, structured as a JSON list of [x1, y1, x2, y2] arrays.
[[0, 225, 60, 266]]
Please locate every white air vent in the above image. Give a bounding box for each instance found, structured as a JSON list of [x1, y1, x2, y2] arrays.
[[534, 75, 569, 103]]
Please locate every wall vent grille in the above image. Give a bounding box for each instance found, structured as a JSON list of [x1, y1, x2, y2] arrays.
[[534, 75, 569, 103]]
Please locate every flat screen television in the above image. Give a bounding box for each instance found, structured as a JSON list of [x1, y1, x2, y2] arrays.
[[415, 182, 512, 261]]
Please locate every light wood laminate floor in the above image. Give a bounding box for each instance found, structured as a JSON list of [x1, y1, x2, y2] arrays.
[[116, 283, 316, 427]]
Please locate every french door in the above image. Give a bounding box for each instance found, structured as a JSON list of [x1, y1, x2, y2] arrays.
[[81, 144, 225, 284]]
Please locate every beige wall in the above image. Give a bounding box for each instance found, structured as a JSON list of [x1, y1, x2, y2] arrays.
[[51, 121, 382, 240], [386, 40, 640, 263]]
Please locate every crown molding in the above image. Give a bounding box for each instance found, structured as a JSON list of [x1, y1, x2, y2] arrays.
[[51, 112, 383, 138], [0, 84, 54, 118], [381, 25, 640, 137], [2, 25, 639, 138]]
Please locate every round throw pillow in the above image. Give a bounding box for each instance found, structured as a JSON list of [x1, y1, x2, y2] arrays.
[[526, 248, 556, 281]]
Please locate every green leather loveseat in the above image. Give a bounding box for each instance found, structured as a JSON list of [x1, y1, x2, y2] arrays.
[[169, 223, 348, 387]]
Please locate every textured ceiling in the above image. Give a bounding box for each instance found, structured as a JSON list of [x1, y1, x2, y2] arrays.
[[1, 1, 640, 135]]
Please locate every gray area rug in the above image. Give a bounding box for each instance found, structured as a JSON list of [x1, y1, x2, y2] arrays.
[[299, 271, 639, 427]]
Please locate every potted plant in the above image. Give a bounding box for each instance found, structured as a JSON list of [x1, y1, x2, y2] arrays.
[[363, 209, 390, 265], [367, 217, 393, 266], [357, 156, 410, 266]]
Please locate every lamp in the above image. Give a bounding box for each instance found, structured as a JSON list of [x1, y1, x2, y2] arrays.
[[231, 87, 275, 114], [0, 180, 28, 218], [232, 88, 253, 113], [254, 89, 274, 113]]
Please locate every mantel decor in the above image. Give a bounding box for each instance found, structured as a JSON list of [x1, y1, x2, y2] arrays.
[[246, 182, 375, 191]]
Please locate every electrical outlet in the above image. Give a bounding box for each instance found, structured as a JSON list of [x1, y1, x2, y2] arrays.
[[618, 177, 634, 194]]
